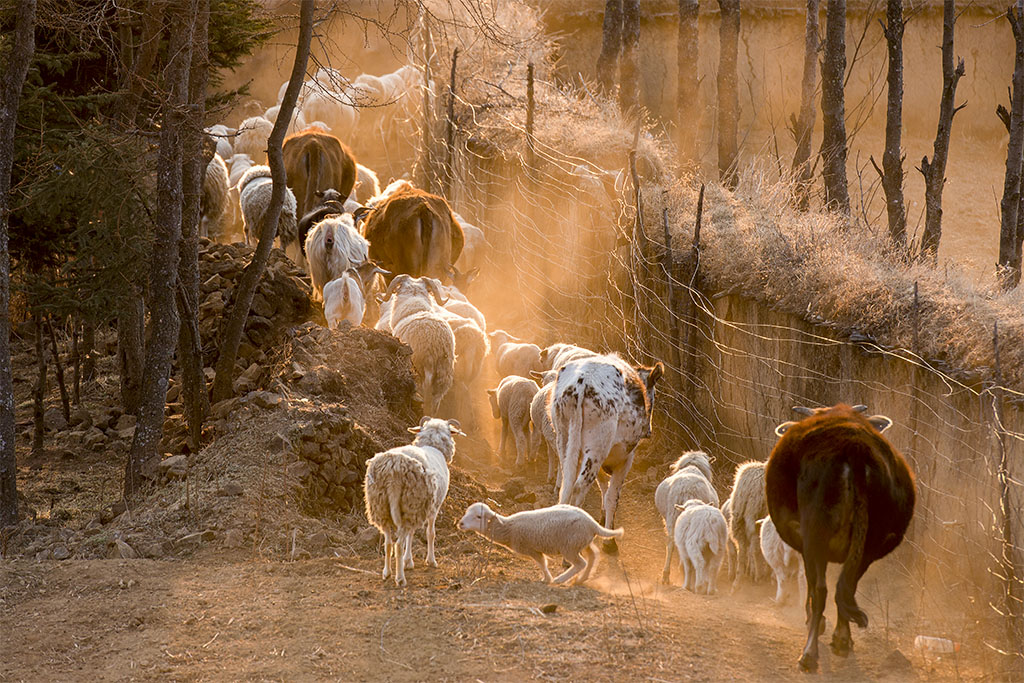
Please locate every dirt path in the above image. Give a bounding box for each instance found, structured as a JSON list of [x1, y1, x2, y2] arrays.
[[2, 465, 959, 682]]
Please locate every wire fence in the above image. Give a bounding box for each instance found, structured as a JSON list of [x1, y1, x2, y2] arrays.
[[360, 6, 1024, 673]]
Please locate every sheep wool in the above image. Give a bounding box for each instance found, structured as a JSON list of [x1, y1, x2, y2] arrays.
[[758, 515, 806, 605], [729, 460, 769, 583], [673, 500, 729, 595], [487, 375, 538, 468], [237, 165, 299, 260], [656, 451, 719, 584], [529, 382, 559, 487]]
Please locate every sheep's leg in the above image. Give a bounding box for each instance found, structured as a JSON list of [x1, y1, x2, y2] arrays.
[[528, 552, 552, 583], [707, 552, 724, 595], [690, 542, 707, 594], [661, 536, 675, 585], [498, 417, 509, 461], [394, 535, 410, 587], [403, 532, 414, 569], [425, 515, 438, 567], [513, 423, 528, 469], [773, 565, 786, 604], [546, 436, 559, 486], [552, 551, 587, 585], [679, 554, 693, 592], [381, 530, 392, 580], [578, 544, 598, 583]]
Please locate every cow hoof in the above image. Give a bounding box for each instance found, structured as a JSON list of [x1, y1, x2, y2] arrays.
[[602, 539, 619, 555], [830, 634, 853, 658], [798, 653, 818, 673]]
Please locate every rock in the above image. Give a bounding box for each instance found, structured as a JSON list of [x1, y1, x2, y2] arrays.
[[100, 500, 127, 524], [84, 427, 107, 451], [51, 545, 71, 560], [286, 461, 312, 481], [223, 529, 246, 548], [35, 549, 51, 562], [158, 454, 188, 479], [308, 531, 329, 549], [143, 541, 171, 559], [211, 398, 238, 420], [69, 408, 92, 428], [140, 454, 163, 481], [115, 414, 137, 431], [234, 363, 264, 394], [503, 477, 527, 500], [515, 491, 537, 505], [540, 603, 558, 614], [218, 482, 244, 497], [355, 526, 379, 545], [176, 529, 217, 546], [108, 539, 138, 559], [250, 391, 282, 410], [117, 426, 136, 441], [44, 407, 68, 432], [882, 649, 913, 672]]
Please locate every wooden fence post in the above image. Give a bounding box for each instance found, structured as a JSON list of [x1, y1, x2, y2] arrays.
[[684, 184, 705, 402], [442, 47, 459, 198], [662, 202, 683, 394]]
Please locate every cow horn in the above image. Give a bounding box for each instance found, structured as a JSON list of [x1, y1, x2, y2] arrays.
[[419, 416, 431, 427], [792, 406, 815, 416], [425, 277, 448, 306], [852, 404, 868, 413]]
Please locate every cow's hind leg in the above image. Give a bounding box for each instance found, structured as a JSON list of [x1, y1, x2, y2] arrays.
[[831, 499, 871, 658], [799, 546, 828, 672]]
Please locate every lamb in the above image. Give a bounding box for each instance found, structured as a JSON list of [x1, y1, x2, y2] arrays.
[[228, 153, 254, 187], [441, 311, 489, 388], [673, 500, 729, 595], [363, 417, 465, 586], [452, 212, 487, 272], [323, 271, 365, 329], [354, 163, 381, 205], [200, 153, 229, 240], [443, 295, 486, 332], [729, 460, 769, 583], [379, 275, 456, 416], [488, 330, 542, 379], [206, 124, 234, 160], [304, 213, 370, 300], [721, 496, 739, 582], [758, 515, 806, 605], [237, 165, 298, 259], [529, 381, 560, 486], [234, 116, 274, 164], [297, 188, 346, 256], [540, 342, 598, 372], [458, 502, 623, 585], [366, 178, 414, 208], [487, 375, 538, 468], [655, 451, 719, 584], [299, 90, 358, 139]]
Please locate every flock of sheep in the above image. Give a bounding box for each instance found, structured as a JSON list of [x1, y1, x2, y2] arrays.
[[193, 58, 916, 672]]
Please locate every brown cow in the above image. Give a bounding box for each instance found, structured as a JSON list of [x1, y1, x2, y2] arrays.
[[282, 128, 356, 219], [765, 403, 915, 672], [360, 185, 464, 284]]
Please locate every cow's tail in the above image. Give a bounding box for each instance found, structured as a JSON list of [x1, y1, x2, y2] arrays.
[[558, 384, 585, 504], [835, 459, 870, 629], [302, 144, 323, 228]]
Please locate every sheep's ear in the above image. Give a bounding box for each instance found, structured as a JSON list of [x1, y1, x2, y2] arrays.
[[487, 389, 497, 396], [529, 370, 545, 382], [867, 414, 893, 433], [774, 421, 797, 437], [407, 426, 421, 434]]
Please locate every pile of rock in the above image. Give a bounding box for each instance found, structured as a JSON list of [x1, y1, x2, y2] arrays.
[[196, 238, 312, 370]]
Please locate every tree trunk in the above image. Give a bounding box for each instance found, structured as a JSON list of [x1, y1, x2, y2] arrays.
[[820, 0, 851, 213], [210, 0, 314, 405], [177, 0, 211, 454], [878, 0, 907, 247], [118, 293, 145, 414], [82, 316, 95, 381], [0, 0, 36, 525], [46, 316, 70, 423], [618, 0, 641, 116], [125, 0, 194, 500], [116, 0, 168, 128], [717, 0, 741, 187], [32, 312, 44, 454], [998, 1, 1024, 287], [596, 0, 624, 94], [791, 0, 820, 209], [677, 0, 700, 161], [919, 0, 965, 264], [71, 318, 80, 406]]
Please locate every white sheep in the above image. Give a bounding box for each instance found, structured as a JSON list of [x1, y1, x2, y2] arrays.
[[655, 451, 719, 584], [729, 460, 769, 584], [452, 212, 487, 273], [200, 153, 229, 240], [367, 178, 414, 208], [207, 124, 234, 161], [721, 496, 739, 582], [488, 330, 542, 379], [673, 500, 729, 595], [364, 417, 465, 586], [541, 342, 598, 371], [237, 165, 298, 259], [323, 271, 365, 329], [529, 381, 560, 486], [758, 515, 806, 605], [458, 502, 623, 585], [443, 295, 486, 332], [304, 213, 370, 301], [441, 311, 489, 388], [228, 153, 254, 187], [234, 116, 274, 164], [354, 163, 382, 205], [487, 375, 538, 468], [380, 275, 456, 416]]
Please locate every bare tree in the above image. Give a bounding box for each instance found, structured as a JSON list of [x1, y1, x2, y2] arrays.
[[718, 0, 741, 187], [596, 0, 624, 93], [0, 0, 37, 526], [791, 0, 820, 209], [820, 0, 851, 213], [210, 0, 314, 404], [677, 0, 700, 161], [919, 0, 965, 263], [177, 0, 211, 454], [618, 0, 641, 115], [871, 0, 908, 247], [998, 0, 1024, 287], [125, 0, 195, 499]]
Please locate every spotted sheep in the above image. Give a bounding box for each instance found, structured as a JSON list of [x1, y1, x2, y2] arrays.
[[552, 353, 663, 550], [766, 403, 915, 672]]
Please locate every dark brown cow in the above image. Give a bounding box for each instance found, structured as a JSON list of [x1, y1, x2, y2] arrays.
[[282, 128, 356, 219], [765, 403, 915, 672], [360, 185, 464, 283]]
